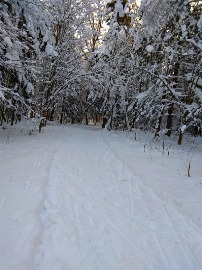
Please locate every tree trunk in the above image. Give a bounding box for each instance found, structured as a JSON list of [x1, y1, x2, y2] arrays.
[[155, 115, 163, 137], [60, 112, 63, 124], [82, 114, 88, 125], [178, 130, 183, 145], [105, 116, 112, 130], [11, 99, 16, 126], [166, 103, 174, 136], [102, 117, 108, 128], [60, 105, 64, 124]]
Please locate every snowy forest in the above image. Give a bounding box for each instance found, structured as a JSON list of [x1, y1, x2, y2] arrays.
[[1, 1, 202, 269], [0, 0, 201, 136]]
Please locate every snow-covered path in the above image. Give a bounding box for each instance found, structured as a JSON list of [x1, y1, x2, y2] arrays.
[[0, 124, 202, 270]]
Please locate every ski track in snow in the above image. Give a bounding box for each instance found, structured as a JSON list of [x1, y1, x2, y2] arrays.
[[0, 125, 202, 270], [33, 129, 148, 270], [99, 132, 199, 269], [30, 134, 73, 269], [30, 127, 201, 270]]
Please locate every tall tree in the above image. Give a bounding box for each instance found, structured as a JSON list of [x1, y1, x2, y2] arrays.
[[0, 0, 52, 124]]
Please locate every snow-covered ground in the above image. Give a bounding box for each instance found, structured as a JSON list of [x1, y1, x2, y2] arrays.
[[0, 122, 202, 270]]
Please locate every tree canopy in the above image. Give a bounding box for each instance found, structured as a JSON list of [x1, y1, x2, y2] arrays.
[[0, 0, 201, 136]]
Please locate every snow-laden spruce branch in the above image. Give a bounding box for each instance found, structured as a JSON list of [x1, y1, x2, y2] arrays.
[[0, 86, 39, 117]]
